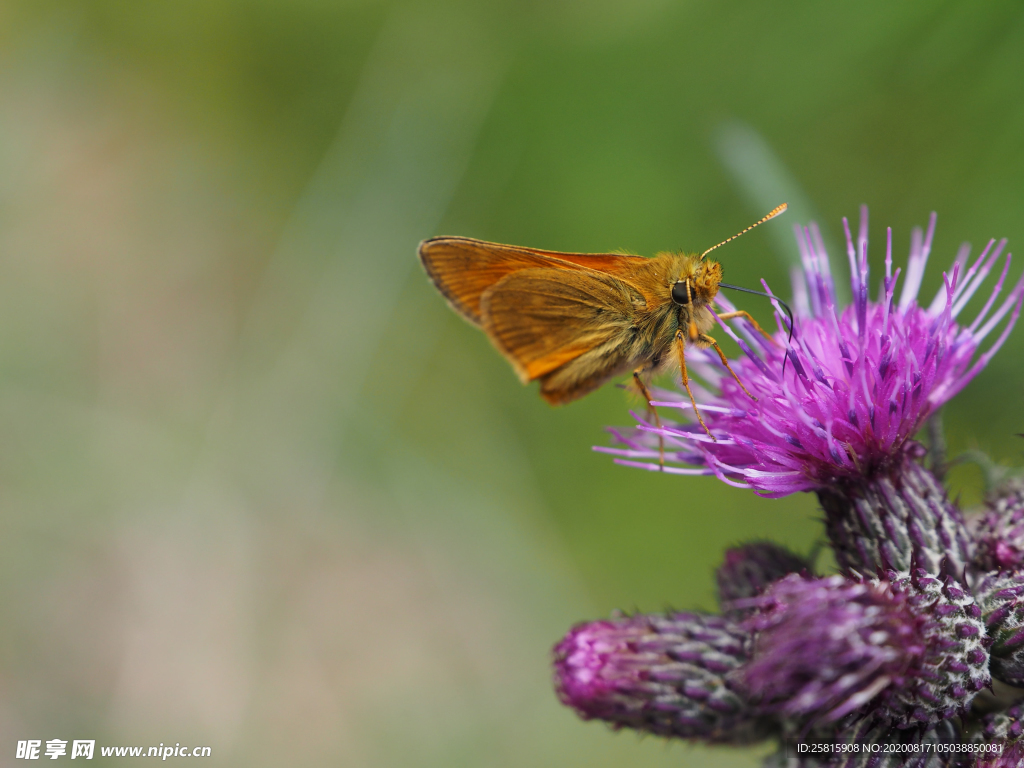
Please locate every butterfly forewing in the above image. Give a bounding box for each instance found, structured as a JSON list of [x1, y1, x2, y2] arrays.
[[418, 236, 645, 325]]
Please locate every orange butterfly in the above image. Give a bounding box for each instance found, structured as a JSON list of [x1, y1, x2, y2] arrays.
[[419, 205, 788, 440]]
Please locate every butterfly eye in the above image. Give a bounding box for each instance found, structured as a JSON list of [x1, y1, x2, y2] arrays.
[[671, 280, 691, 305]]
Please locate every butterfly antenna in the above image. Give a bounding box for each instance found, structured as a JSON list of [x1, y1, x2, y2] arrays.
[[701, 203, 788, 261], [718, 282, 796, 376]]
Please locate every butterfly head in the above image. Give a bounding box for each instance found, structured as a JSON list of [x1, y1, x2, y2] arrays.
[[671, 257, 721, 307]]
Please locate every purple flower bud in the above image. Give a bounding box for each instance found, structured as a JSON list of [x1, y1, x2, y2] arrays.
[[716, 541, 811, 618], [971, 697, 1024, 768], [742, 571, 988, 727], [819, 458, 971, 578], [976, 571, 1024, 686], [552, 611, 771, 743], [971, 478, 1024, 573]]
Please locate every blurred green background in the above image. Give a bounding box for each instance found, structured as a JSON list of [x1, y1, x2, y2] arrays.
[[1, 1, 1023, 766]]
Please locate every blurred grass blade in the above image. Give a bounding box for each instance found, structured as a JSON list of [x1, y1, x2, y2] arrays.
[[236, 5, 505, 396], [715, 120, 849, 305]]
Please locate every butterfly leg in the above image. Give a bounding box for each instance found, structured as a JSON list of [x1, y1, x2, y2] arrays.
[[716, 310, 777, 346], [700, 333, 758, 402], [632, 370, 664, 468], [675, 332, 715, 441]]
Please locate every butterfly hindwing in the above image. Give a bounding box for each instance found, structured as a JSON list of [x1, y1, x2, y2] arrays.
[[479, 268, 644, 402]]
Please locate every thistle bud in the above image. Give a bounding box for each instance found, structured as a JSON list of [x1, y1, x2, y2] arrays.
[[716, 542, 811, 619], [970, 697, 1024, 768], [552, 611, 771, 743], [971, 478, 1024, 573], [976, 571, 1024, 686], [742, 571, 988, 727]]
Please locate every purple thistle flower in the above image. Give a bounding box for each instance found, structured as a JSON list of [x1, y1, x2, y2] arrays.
[[716, 541, 811, 619], [741, 571, 988, 727], [600, 209, 1024, 498], [971, 478, 1024, 573], [552, 611, 772, 743], [975, 571, 1024, 686]]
